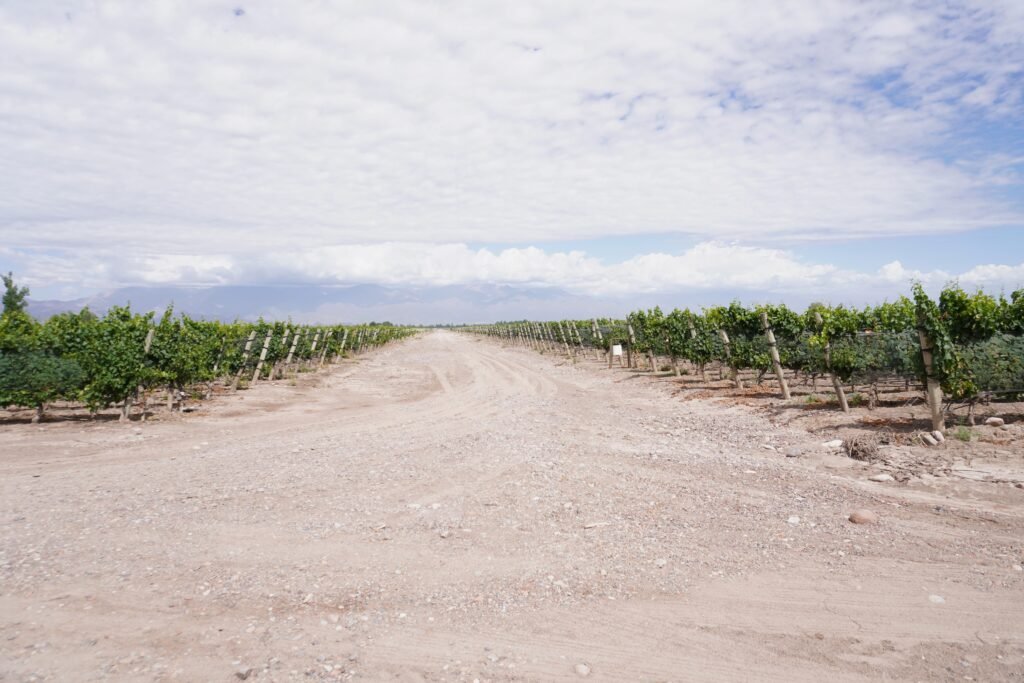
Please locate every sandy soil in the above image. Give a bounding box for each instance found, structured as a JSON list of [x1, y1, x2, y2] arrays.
[[1, 330, 1022, 682]]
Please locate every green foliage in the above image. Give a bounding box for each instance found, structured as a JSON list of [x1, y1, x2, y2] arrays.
[[472, 282, 1023, 408], [627, 307, 666, 354], [76, 306, 153, 410], [999, 290, 1024, 334], [913, 283, 975, 399], [0, 351, 84, 410], [0, 302, 413, 416], [147, 308, 222, 389], [0, 311, 39, 353], [939, 284, 1000, 344], [2, 272, 30, 316], [959, 334, 1024, 395]]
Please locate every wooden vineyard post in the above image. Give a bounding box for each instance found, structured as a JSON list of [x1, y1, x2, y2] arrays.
[[608, 341, 615, 369], [688, 320, 707, 383], [334, 329, 349, 363], [285, 328, 302, 365], [274, 328, 291, 378], [307, 329, 321, 368], [573, 323, 586, 356], [125, 328, 156, 423], [231, 330, 257, 390], [556, 321, 572, 360], [212, 342, 224, 375], [668, 337, 681, 377], [759, 312, 791, 400], [251, 330, 274, 383], [627, 324, 637, 369], [647, 347, 657, 373], [814, 313, 849, 413], [717, 330, 743, 389], [318, 330, 334, 367], [915, 320, 945, 432]]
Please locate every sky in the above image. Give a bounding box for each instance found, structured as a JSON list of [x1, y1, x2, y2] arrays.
[[1, 0, 1023, 319]]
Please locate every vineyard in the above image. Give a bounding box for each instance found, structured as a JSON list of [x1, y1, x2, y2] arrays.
[[463, 283, 1024, 434], [0, 277, 415, 422], [2, 284, 1023, 681]]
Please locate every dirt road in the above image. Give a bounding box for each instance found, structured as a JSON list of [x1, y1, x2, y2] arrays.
[[2, 330, 1022, 682]]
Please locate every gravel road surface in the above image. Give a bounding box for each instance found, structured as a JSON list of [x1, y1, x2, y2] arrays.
[[2, 330, 1022, 681]]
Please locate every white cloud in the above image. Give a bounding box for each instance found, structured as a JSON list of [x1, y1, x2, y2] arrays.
[[0, 0, 1022, 260], [11, 242, 1023, 304]]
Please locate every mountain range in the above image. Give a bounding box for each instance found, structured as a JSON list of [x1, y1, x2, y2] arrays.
[[25, 284, 632, 325]]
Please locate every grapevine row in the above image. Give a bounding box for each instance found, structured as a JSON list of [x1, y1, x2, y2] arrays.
[[463, 284, 1024, 431], [0, 298, 415, 422]]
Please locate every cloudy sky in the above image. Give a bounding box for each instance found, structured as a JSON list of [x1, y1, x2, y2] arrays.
[[1, 1, 1022, 318]]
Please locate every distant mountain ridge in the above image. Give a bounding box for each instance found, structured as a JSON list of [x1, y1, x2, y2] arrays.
[[25, 283, 620, 325]]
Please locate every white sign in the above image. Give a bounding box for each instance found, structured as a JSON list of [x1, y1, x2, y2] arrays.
[[611, 344, 623, 356]]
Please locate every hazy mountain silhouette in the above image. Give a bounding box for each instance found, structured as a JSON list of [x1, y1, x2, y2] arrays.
[[26, 284, 627, 325]]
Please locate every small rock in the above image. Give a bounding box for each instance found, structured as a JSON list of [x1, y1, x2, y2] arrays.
[[928, 594, 945, 604], [848, 509, 878, 525], [985, 417, 1005, 427], [1012, 565, 1022, 572], [921, 433, 938, 446], [868, 473, 894, 483], [235, 667, 253, 680], [931, 430, 945, 443], [574, 663, 591, 677], [787, 516, 800, 525], [655, 558, 667, 568], [785, 447, 802, 458], [822, 440, 843, 450]]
